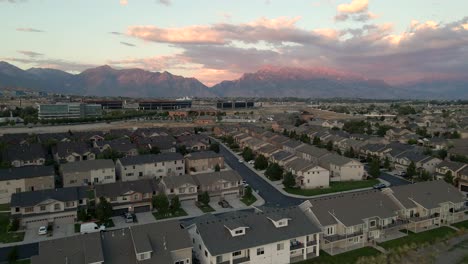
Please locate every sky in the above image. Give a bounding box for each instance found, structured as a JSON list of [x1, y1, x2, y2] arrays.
[[1, 0, 467, 86]]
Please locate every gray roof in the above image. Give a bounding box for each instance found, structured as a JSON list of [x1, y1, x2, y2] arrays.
[[285, 158, 314, 172], [296, 145, 329, 158], [183, 207, 320, 256], [185, 151, 223, 160], [55, 142, 94, 157], [271, 151, 294, 161], [283, 140, 304, 149], [318, 153, 355, 168], [4, 143, 45, 161], [162, 174, 197, 189], [437, 161, 467, 173], [389, 180, 466, 209], [11, 186, 88, 207], [31, 232, 104, 264], [61, 159, 115, 174], [95, 178, 158, 198], [119, 153, 183, 166], [0, 166, 54, 181], [257, 144, 278, 154], [192, 170, 243, 186], [308, 190, 399, 227]]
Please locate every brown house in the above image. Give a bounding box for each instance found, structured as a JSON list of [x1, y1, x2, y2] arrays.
[[185, 151, 225, 174]]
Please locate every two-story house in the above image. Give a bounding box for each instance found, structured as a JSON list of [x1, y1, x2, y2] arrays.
[[116, 153, 185, 181], [184, 207, 321, 264], [284, 157, 330, 189], [54, 142, 97, 163], [94, 178, 158, 214], [60, 159, 116, 187], [0, 166, 55, 204], [192, 170, 243, 200], [318, 154, 364, 182], [94, 138, 138, 157], [10, 186, 88, 228], [2, 144, 46, 167], [383, 180, 467, 233], [296, 145, 330, 164], [185, 151, 225, 174], [160, 174, 199, 202]]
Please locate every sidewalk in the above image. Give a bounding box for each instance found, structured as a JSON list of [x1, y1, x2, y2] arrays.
[[216, 138, 381, 199]]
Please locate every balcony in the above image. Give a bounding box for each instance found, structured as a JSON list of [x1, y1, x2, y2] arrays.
[[323, 230, 364, 243], [218, 256, 250, 264], [290, 241, 305, 251], [306, 240, 317, 247], [452, 206, 468, 213], [408, 213, 439, 222], [381, 219, 409, 230]]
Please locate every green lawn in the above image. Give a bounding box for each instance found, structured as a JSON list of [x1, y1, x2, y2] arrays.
[[196, 203, 215, 213], [74, 223, 80, 233], [0, 213, 24, 243], [240, 195, 257, 206], [13, 259, 31, 264], [284, 179, 380, 196], [98, 219, 115, 228], [153, 209, 188, 220], [297, 248, 381, 264], [0, 203, 10, 211], [453, 220, 468, 230], [379, 227, 457, 250]]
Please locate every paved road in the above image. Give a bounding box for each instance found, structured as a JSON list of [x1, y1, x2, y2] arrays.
[[0, 243, 38, 262], [219, 145, 303, 207]]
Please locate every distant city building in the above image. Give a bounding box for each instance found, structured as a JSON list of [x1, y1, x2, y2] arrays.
[[85, 100, 123, 110], [216, 100, 255, 109], [38, 103, 102, 119], [138, 100, 192, 110]]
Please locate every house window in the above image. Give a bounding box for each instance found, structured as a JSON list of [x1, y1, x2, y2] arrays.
[[122, 197, 127, 201], [277, 243, 284, 251], [256, 248, 265, 255], [139, 172, 143, 177], [326, 226, 335, 235], [179, 188, 185, 193], [223, 183, 229, 188], [54, 203, 61, 210], [204, 250, 208, 257], [104, 176, 113, 180], [232, 251, 241, 256], [235, 229, 243, 234], [134, 194, 139, 200], [25, 207, 34, 213], [369, 220, 376, 227], [110, 197, 117, 202], [174, 261, 186, 264], [40, 205, 46, 211], [15, 188, 21, 193]]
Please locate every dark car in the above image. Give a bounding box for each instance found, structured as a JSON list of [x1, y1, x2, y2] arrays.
[[218, 199, 231, 208], [373, 183, 387, 190]]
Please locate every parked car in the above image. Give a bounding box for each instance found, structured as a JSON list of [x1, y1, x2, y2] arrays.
[[124, 212, 134, 223], [80, 222, 106, 234], [248, 160, 254, 164], [238, 159, 244, 163], [38, 226, 47, 235], [397, 171, 407, 177], [373, 183, 387, 190], [218, 199, 231, 208]]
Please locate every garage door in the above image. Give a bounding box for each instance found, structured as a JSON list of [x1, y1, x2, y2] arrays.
[[25, 218, 48, 228], [112, 208, 128, 216], [181, 200, 195, 206], [223, 193, 238, 200], [54, 214, 75, 225], [134, 205, 150, 213]]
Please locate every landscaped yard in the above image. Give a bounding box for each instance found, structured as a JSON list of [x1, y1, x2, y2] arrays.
[[240, 195, 257, 206], [453, 220, 468, 230], [284, 179, 380, 196], [0, 213, 24, 243], [153, 209, 188, 220], [13, 259, 31, 264], [297, 247, 381, 264], [196, 203, 215, 213], [0, 203, 10, 211], [379, 227, 457, 250], [98, 219, 115, 228]]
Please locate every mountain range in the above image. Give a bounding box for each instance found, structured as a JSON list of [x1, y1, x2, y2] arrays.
[[0, 61, 466, 99]]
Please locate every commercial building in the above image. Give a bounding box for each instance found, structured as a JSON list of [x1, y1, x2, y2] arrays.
[[138, 100, 192, 110], [38, 103, 102, 119], [85, 100, 123, 109], [216, 100, 255, 109]]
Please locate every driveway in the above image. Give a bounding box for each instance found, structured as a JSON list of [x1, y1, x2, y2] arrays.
[[23, 223, 74, 243], [112, 212, 156, 228], [181, 200, 202, 216], [225, 197, 246, 209]]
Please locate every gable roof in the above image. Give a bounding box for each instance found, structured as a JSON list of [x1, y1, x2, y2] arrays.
[[95, 178, 158, 198], [3, 143, 45, 161], [61, 159, 115, 174], [118, 153, 183, 166], [0, 166, 55, 181], [185, 151, 223, 160], [192, 170, 243, 186], [11, 186, 88, 207]]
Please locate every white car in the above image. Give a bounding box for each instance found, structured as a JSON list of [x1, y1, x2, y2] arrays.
[[38, 226, 47, 235], [248, 160, 255, 164], [238, 159, 244, 163]]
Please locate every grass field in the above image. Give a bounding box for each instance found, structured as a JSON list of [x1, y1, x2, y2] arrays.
[[153, 209, 188, 220], [0, 213, 24, 243], [296, 247, 381, 264], [379, 227, 456, 250], [284, 179, 380, 196]]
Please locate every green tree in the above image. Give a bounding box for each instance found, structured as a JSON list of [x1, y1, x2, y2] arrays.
[[265, 162, 284, 180], [214, 164, 221, 172], [7, 246, 18, 264], [282, 172, 296, 188], [170, 196, 181, 212], [384, 157, 391, 170], [369, 158, 381, 178], [406, 161, 417, 178], [437, 149, 447, 160], [198, 191, 210, 205], [244, 186, 253, 198], [254, 155, 268, 170], [8, 219, 19, 232], [312, 136, 321, 146], [408, 139, 418, 145], [241, 147, 254, 161], [177, 145, 188, 155], [444, 171, 454, 184], [209, 143, 220, 153], [77, 208, 88, 222], [299, 134, 310, 143], [326, 140, 333, 151], [153, 194, 170, 214], [419, 170, 431, 181], [345, 147, 355, 158], [97, 149, 124, 161], [150, 146, 161, 155], [96, 197, 112, 222]]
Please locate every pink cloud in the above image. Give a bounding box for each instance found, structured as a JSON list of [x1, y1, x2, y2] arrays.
[[337, 0, 368, 13], [127, 25, 225, 44]]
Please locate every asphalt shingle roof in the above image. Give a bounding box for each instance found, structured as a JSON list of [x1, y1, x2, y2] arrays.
[[0, 166, 55, 181], [11, 186, 88, 207]]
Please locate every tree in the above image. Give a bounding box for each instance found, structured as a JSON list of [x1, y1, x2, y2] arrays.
[[214, 164, 221, 172], [209, 142, 220, 153], [312, 136, 321, 146], [153, 194, 170, 214], [444, 171, 454, 184], [326, 140, 333, 151], [345, 147, 355, 158], [437, 149, 447, 160], [8, 219, 19, 232], [97, 149, 124, 161], [418, 170, 431, 181], [254, 155, 268, 170], [408, 139, 418, 145], [96, 197, 112, 222], [265, 162, 284, 180], [299, 134, 310, 144], [198, 191, 210, 205], [150, 146, 161, 155], [369, 158, 381, 178], [171, 196, 181, 212], [384, 157, 391, 170], [406, 161, 417, 178], [177, 145, 188, 155], [7, 246, 18, 264], [282, 172, 296, 189], [244, 186, 253, 198], [241, 147, 254, 161], [77, 208, 88, 222]]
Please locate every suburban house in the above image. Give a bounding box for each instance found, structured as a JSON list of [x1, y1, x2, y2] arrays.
[[318, 154, 365, 181], [284, 158, 330, 189], [458, 166, 468, 198], [383, 180, 467, 232], [184, 207, 321, 264], [193, 170, 243, 200], [270, 151, 295, 166], [300, 190, 403, 255], [60, 159, 116, 187], [93, 138, 138, 157], [136, 136, 177, 153], [435, 161, 467, 180], [295, 145, 330, 164], [2, 144, 46, 167], [385, 128, 413, 141], [10, 186, 88, 228], [393, 152, 442, 173], [160, 174, 199, 202], [31, 221, 192, 264], [256, 143, 280, 158], [185, 151, 225, 174], [177, 135, 211, 151], [94, 178, 158, 214], [116, 153, 185, 181], [54, 142, 97, 163], [282, 140, 305, 154], [0, 166, 55, 204]]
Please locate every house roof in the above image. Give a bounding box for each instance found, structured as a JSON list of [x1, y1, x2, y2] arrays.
[[183, 207, 320, 256], [95, 178, 158, 198], [162, 174, 197, 189], [271, 151, 294, 161], [55, 142, 94, 157], [61, 159, 115, 174], [284, 158, 314, 172], [3, 143, 45, 161], [256, 144, 278, 155], [11, 186, 88, 207], [296, 145, 329, 158], [308, 190, 399, 227], [192, 170, 243, 186], [283, 140, 303, 149], [319, 154, 355, 168], [389, 180, 466, 209], [185, 151, 223, 160], [0, 166, 55, 181], [118, 153, 183, 166], [436, 161, 467, 173]]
